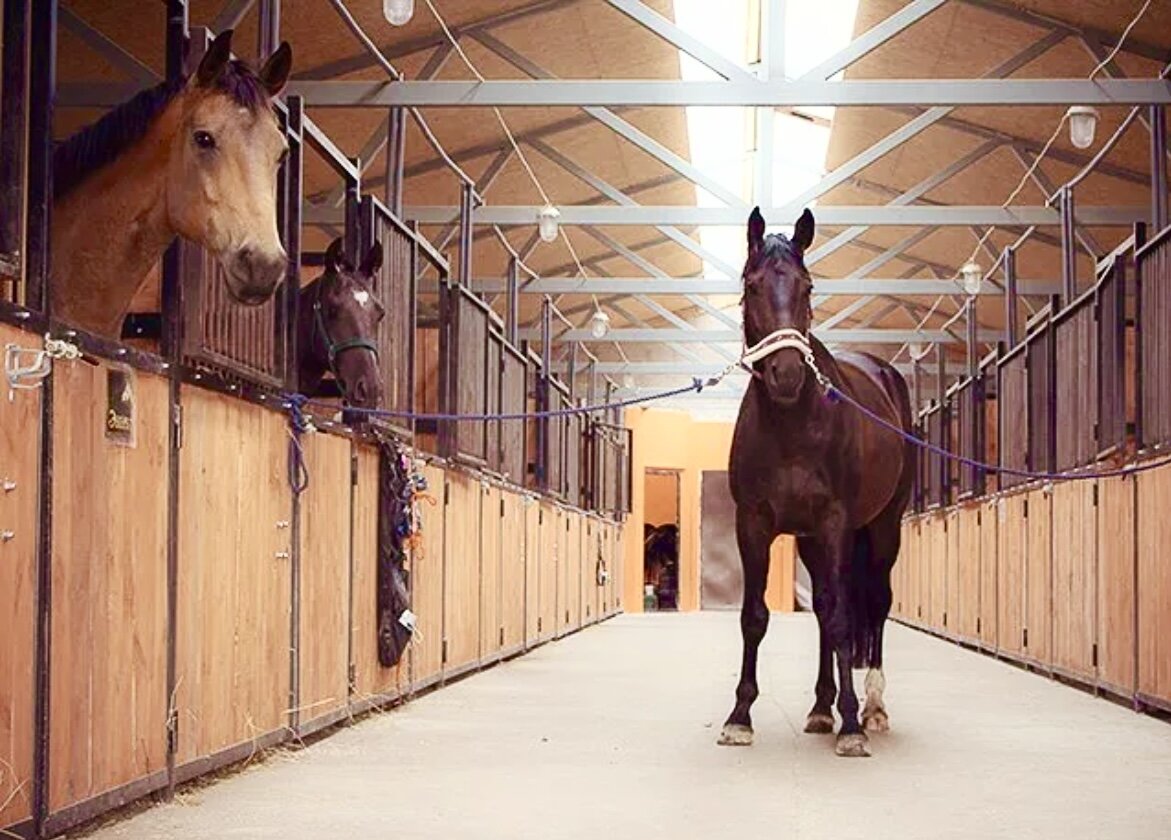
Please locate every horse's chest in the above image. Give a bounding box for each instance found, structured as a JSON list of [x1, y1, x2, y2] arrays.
[[762, 463, 838, 533]]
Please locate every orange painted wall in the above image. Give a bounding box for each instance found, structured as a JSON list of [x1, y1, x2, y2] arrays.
[[623, 408, 795, 613]]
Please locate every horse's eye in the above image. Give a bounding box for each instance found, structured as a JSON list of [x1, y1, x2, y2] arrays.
[[193, 130, 216, 150]]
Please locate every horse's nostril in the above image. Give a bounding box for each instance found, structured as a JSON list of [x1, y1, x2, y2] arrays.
[[354, 379, 369, 403]]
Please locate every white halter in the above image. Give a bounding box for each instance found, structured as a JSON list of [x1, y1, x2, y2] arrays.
[[740, 327, 832, 392]]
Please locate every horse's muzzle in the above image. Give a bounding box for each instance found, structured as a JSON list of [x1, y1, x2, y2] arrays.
[[225, 247, 287, 306], [763, 359, 806, 406]]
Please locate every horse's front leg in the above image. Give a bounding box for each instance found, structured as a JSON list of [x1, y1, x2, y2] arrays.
[[798, 537, 835, 734], [813, 510, 868, 757], [718, 504, 774, 747]]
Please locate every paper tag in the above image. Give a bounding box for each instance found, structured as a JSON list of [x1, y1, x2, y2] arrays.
[[398, 609, 417, 633]]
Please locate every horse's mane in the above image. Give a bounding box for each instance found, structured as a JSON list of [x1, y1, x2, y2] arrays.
[[53, 60, 269, 200]]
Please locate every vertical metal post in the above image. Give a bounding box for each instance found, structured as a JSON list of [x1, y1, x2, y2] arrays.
[[283, 95, 304, 390], [343, 159, 360, 264], [567, 342, 578, 398], [966, 298, 978, 379], [1004, 245, 1019, 347], [506, 256, 519, 346], [1151, 105, 1168, 232], [538, 297, 552, 489], [1060, 186, 1077, 303], [0, 0, 29, 291], [258, 0, 280, 60], [385, 107, 406, 216], [458, 182, 473, 286], [936, 345, 946, 407], [911, 357, 921, 415]]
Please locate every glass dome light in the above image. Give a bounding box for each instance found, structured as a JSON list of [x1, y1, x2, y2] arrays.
[[537, 204, 561, 243], [960, 260, 983, 296], [383, 0, 414, 26], [909, 336, 929, 361], [1067, 106, 1099, 150], [589, 309, 611, 339], [622, 372, 635, 389]]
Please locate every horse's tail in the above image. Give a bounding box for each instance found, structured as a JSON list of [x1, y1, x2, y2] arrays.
[[850, 528, 880, 668]]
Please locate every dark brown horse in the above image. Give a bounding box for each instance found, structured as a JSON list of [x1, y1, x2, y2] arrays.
[[718, 208, 914, 758], [298, 237, 385, 409]]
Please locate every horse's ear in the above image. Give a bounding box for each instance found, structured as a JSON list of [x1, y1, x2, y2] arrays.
[[792, 208, 815, 253], [196, 29, 234, 88], [259, 42, 293, 98], [324, 238, 347, 273], [747, 207, 766, 259], [360, 242, 383, 280]]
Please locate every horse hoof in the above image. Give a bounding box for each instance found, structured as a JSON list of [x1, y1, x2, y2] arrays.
[[863, 709, 890, 733], [717, 724, 754, 746], [804, 712, 835, 734], [835, 732, 871, 758]]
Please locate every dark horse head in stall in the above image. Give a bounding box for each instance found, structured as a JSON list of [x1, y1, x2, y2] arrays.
[[298, 237, 385, 410]]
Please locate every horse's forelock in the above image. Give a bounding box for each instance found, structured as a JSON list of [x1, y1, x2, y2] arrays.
[[214, 59, 270, 113]]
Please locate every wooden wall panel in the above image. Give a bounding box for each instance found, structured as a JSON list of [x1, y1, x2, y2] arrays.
[[480, 484, 502, 664], [566, 513, 582, 631], [1097, 473, 1136, 695], [350, 444, 404, 702], [443, 472, 481, 672], [945, 509, 961, 634], [524, 498, 541, 646], [997, 495, 1027, 656], [540, 503, 558, 641], [929, 514, 948, 631], [1025, 489, 1053, 665], [582, 518, 597, 625], [956, 505, 981, 641], [1051, 481, 1096, 678], [411, 463, 446, 688], [500, 491, 526, 652], [918, 517, 932, 624], [298, 432, 352, 725], [1137, 462, 1171, 702], [176, 389, 290, 766], [49, 366, 169, 810], [0, 332, 39, 829], [978, 499, 999, 648]]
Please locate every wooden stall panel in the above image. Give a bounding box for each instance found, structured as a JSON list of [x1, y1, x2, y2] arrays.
[[1025, 489, 1053, 665], [411, 463, 447, 689], [945, 510, 960, 634], [997, 495, 1027, 656], [298, 432, 352, 727], [49, 366, 169, 811], [443, 472, 481, 673], [918, 518, 932, 625], [1051, 481, 1096, 679], [582, 519, 602, 625], [540, 503, 558, 642], [929, 514, 948, 631], [956, 505, 981, 641], [566, 513, 582, 630], [1097, 474, 1136, 696], [350, 445, 404, 703], [176, 389, 291, 766], [979, 499, 999, 648], [614, 524, 625, 612], [1137, 461, 1171, 703], [480, 483, 503, 665], [500, 490, 526, 653], [0, 330, 39, 828], [524, 498, 541, 647]]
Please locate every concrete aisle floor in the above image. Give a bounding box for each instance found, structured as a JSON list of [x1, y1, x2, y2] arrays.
[[80, 613, 1171, 840]]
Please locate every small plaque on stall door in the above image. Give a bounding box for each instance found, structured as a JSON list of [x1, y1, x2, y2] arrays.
[[105, 366, 136, 447]]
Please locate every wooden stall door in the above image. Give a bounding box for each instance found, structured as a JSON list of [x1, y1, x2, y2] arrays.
[[1025, 489, 1053, 665], [411, 463, 447, 690], [298, 432, 352, 729], [539, 503, 558, 642], [700, 470, 740, 610], [524, 498, 541, 647], [614, 524, 625, 612], [945, 510, 960, 634], [50, 365, 169, 812], [350, 444, 405, 704], [554, 508, 570, 636], [956, 506, 981, 641], [500, 490, 526, 654], [997, 495, 1027, 656], [565, 512, 583, 631], [929, 514, 948, 631], [480, 484, 503, 666], [1097, 474, 1135, 696], [0, 331, 39, 829], [443, 472, 482, 674], [176, 389, 291, 767], [581, 519, 595, 625], [978, 499, 999, 648], [1137, 462, 1171, 704], [1051, 481, 1096, 679]]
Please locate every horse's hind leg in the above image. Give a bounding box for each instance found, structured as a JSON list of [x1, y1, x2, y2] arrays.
[[860, 521, 899, 734], [798, 536, 835, 734], [718, 505, 773, 747]]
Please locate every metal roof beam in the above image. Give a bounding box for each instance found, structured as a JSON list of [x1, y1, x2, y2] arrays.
[[469, 277, 1060, 295], [347, 204, 1147, 226], [59, 6, 158, 85], [277, 78, 1171, 108], [516, 327, 1000, 343]]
